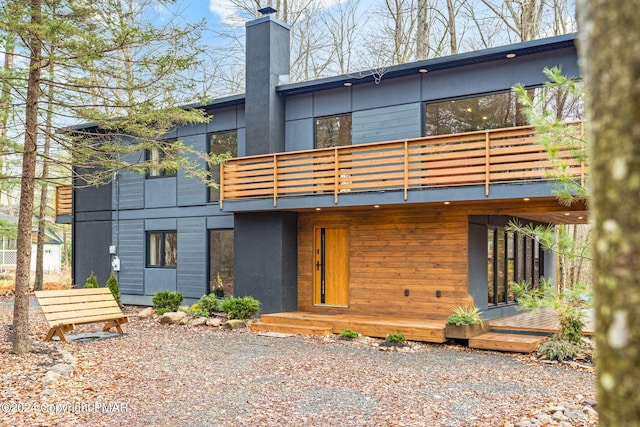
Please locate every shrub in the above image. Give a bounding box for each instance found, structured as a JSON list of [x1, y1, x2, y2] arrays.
[[447, 305, 483, 326], [106, 271, 120, 303], [386, 333, 407, 342], [538, 338, 583, 361], [339, 329, 358, 339], [188, 303, 201, 313], [198, 294, 222, 316], [221, 296, 260, 320], [152, 291, 184, 313], [190, 309, 209, 319], [84, 272, 98, 288], [156, 308, 171, 315], [178, 305, 190, 313]]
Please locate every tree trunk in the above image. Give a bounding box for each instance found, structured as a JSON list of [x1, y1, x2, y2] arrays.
[[577, 0, 640, 423], [12, 0, 43, 355], [34, 59, 54, 292]]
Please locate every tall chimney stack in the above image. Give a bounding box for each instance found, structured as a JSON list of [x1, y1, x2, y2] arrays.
[[244, 8, 290, 155]]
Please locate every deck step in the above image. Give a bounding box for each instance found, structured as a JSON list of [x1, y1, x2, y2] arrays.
[[469, 332, 545, 353], [250, 322, 333, 336]]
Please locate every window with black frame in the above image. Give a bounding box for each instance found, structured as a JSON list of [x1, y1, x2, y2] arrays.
[[488, 226, 543, 306], [425, 87, 583, 136], [147, 231, 177, 268], [209, 229, 234, 297], [146, 141, 178, 178], [315, 114, 352, 148], [209, 130, 237, 202]]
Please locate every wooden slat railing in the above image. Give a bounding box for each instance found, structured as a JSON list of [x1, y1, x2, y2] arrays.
[[221, 124, 584, 207], [55, 185, 72, 216]]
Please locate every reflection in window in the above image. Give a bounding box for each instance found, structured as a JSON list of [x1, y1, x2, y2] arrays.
[[488, 226, 543, 306], [315, 114, 352, 149], [210, 229, 234, 297], [426, 87, 584, 136], [147, 231, 177, 267], [209, 130, 238, 201]]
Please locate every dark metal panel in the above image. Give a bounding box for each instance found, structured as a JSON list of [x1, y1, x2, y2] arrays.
[[285, 119, 314, 152], [145, 177, 177, 208], [285, 93, 313, 121], [144, 269, 177, 294], [234, 212, 298, 313], [313, 87, 352, 117], [352, 75, 421, 111], [207, 106, 239, 132], [73, 220, 112, 288], [145, 218, 177, 230]]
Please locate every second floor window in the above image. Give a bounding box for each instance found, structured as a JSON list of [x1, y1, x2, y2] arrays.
[[147, 231, 177, 268], [315, 114, 352, 149], [209, 130, 238, 202], [146, 142, 178, 178]]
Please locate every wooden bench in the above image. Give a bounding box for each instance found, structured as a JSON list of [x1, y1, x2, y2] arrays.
[[35, 288, 129, 343]]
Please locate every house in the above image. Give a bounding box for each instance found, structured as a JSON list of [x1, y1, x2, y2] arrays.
[[58, 10, 585, 338], [0, 211, 64, 272]]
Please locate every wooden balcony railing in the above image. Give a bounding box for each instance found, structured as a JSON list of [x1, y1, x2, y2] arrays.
[[55, 185, 72, 216], [220, 124, 584, 207]]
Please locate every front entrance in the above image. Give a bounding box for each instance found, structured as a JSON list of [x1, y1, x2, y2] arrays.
[[314, 227, 349, 306]]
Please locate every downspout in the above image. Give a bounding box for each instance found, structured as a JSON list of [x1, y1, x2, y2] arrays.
[[114, 170, 120, 282]]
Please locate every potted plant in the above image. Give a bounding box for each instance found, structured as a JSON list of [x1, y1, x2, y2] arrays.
[[445, 298, 485, 339], [213, 272, 225, 298]]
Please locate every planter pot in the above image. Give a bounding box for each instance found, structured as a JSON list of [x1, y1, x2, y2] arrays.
[[445, 323, 485, 339], [214, 289, 225, 298]]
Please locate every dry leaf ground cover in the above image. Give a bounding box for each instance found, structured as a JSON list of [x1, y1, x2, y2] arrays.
[[1, 296, 595, 427]]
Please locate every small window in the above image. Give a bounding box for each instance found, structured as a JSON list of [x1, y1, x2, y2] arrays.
[[146, 142, 178, 178], [209, 130, 238, 201], [147, 231, 177, 267], [315, 114, 352, 149]]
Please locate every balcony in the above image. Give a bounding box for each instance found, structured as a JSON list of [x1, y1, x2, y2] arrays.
[[220, 124, 584, 207], [55, 185, 72, 222]]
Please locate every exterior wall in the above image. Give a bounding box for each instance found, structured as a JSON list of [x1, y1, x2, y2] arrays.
[[298, 198, 568, 320], [298, 205, 470, 320]]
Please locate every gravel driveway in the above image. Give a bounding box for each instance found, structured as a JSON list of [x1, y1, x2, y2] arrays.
[[1, 300, 596, 427]]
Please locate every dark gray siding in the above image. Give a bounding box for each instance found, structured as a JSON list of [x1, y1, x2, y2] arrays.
[[177, 134, 208, 207], [145, 177, 177, 208], [177, 217, 208, 298], [234, 212, 298, 313], [74, 220, 112, 287], [285, 118, 314, 152], [116, 170, 144, 210], [116, 219, 144, 295], [352, 103, 422, 145]]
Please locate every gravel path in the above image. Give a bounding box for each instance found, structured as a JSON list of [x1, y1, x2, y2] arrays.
[[1, 298, 596, 426]]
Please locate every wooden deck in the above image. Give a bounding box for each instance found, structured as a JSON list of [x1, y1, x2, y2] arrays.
[[251, 312, 447, 343], [487, 308, 595, 335], [252, 308, 595, 354]]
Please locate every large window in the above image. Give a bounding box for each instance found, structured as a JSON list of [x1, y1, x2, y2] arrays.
[[488, 227, 543, 306], [209, 230, 234, 296], [315, 114, 352, 149], [425, 87, 583, 136], [209, 130, 238, 201], [147, 231, 177, 268], [146, 141, 178, 178]]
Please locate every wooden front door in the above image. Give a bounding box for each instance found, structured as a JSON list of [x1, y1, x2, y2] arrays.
[[314, 227, 349, 306]]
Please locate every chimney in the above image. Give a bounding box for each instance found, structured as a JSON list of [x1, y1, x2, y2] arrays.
[[244, 8, 290, 156]]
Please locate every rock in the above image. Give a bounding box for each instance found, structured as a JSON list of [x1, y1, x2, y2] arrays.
[[179, 316, 189, 325], [564, 409, 585, 420], [50, 363, 74, 377], [583, 398, 597, 407], [552, 411, 568, 422], [548, 406, 566, 413], [514, 420, 531, 427], [583, 406, 598, 417], [137, 307, 155, 318], [225, 319, 246, 329], [59, 349, 76, 365], [206, 317, 223, 327], [40, 389, 56, 397], [190, 317, 207, 326], [537, 414, 552, 425], [43, 371, 61, 387], [159, 311, 186, 324]]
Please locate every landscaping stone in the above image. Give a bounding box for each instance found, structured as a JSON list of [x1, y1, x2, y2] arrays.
[[206, 317, 223, 327], [137, 307, 155, 318], [50, 363, 74, 377], [159, 312, 186, 324], [225, 319, 245, 329], [179, 316, 189, 325], [190, 317, 207, 326]]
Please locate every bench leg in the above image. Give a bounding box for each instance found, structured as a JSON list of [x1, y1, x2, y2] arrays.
[[45, 326, 71, 343], [103, 317, 128, 334]]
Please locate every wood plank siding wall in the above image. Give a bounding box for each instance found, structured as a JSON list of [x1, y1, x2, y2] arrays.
[[298, 205, 469, 320], [297, 198, 583, 320]]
